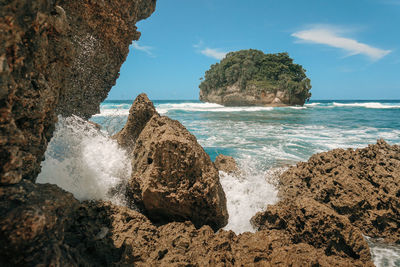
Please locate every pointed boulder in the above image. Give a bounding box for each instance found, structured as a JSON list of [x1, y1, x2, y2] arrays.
[[113, 93, 158, 152]]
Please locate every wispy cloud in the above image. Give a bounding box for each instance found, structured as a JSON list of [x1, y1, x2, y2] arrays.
[[132, 42, 155, 57], [292, 25, 391, 61], [194, 41, 227, 60], [200, 48, 227, 60]]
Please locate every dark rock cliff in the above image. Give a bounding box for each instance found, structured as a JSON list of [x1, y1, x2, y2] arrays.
[[0, 0, 156, 184]]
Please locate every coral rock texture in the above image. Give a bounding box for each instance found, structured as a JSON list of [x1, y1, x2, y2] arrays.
[[117, 94, 229, 230], [1, 183, 372, 266], [277, 139, 400, 243], [113, 93, 158, 153], [0, 0, 156, 183]]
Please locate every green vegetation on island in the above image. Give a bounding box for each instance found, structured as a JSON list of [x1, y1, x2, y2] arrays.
[[199, 49, 312, 105]]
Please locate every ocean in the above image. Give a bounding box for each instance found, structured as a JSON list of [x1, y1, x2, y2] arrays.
[[37, 99, 400, 266]]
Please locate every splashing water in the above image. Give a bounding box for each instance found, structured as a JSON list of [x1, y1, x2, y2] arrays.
[[37, 115, 131, 205], [220, 157, 283, 233], [366, 237, 400, 267], [41, 100, 400, 266]]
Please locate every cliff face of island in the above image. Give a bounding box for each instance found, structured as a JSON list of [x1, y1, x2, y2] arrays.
[[0, 0, 156, 183], [199, 49, 312, 106]]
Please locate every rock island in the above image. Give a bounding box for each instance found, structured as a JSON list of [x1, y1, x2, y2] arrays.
[[199, 49, 312, 106]]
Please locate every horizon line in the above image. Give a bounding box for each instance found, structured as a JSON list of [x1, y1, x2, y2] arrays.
[[104, 98, 400, 101]]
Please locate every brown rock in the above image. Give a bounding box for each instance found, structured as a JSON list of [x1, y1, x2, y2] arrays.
[[0, 0, 156, 183], [76, 202, 373, 266], [0, 180, 80, 265], [127, 114, 229, 231], [278, 139, 400, 243], [251, 198, 371, 263], [113, 93, 158, 152], [0, 181, 373, 266], [215, 154, 240, 175]]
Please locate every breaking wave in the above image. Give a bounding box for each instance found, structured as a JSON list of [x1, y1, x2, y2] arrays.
[[37, 116, 131, 205]]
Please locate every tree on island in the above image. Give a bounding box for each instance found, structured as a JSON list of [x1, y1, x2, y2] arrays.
[[199, 49, 312, 105]]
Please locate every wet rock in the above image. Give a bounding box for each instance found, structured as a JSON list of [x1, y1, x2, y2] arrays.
[[75, 202, 373, 266], [0, 181, 373, 266], [251, 197, 372, 263], [0, 0, 156, 183], [113, 93, 158, 153], [0, 180, 80, 265], [214, 154, 240, 175], [278, 139, 400, 243], [127, 113, 229, 231]]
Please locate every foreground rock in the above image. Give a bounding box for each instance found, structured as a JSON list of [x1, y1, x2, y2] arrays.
[[214, 154, 240, 175], [0, 181, 373, 266], [0, 180, 80, 265], [278, 139, 400, 243], [0, 0, 156, 184], [119, 96, 228, 230], [251, 198, 372, 263]]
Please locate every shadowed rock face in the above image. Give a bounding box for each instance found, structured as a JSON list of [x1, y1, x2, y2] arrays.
[[0, 182, 374, 266], [0, 180, 81, 265], [277, 139, 400, 243], [0, 0, 156, 184]]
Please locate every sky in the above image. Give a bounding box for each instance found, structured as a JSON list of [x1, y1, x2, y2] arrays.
[[107, 0, 400, 100]]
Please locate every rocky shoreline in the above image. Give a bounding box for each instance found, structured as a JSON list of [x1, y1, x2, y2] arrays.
[[1, 1, 399, 266]]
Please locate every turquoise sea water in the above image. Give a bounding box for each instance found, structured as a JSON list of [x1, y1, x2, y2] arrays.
[[93, 100, 400, 166], [38, 99, 400, 266]]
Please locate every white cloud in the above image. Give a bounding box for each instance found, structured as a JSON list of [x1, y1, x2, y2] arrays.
[[292, 25, 391, 60], [132, 42, 154, 57], [200, 48, 227, 60]]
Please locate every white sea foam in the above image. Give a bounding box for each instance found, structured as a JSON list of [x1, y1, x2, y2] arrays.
[[156, 102, 274, 114], [92, 108, 130, 117], [366, 237, 400, 267], [220, 157, 280, 234], [37, 115, 131, 205], [333, 102, 400, 109], [305, 102, 322, 107]]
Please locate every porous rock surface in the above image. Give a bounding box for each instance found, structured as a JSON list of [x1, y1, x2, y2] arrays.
[[0, 180, 81, 265], [0, 180, 374, 266], [112, 93, 158, 153], [117, 94, 228, 230], [277, 139, 400, 243], [0, 0, 156, 183], [251, 197, 372, 263], [214, 154, 240, 175]]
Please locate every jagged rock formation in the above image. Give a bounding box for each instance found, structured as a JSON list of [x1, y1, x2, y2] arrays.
[[276, 139, 400, 244], [251, 198, 371, 262], [115, 94, 229, 230], [0, 1, 396, 265], [0, 180, 81, 265], [113, 93, 158, 153], [214, 154, 240, 175], [0, 182, 374, 266], [0, 0, 156, 183], [199, 50, 311, 106]]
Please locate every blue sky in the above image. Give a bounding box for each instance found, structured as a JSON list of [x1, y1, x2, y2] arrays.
[[107, 0, 400, 100]]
